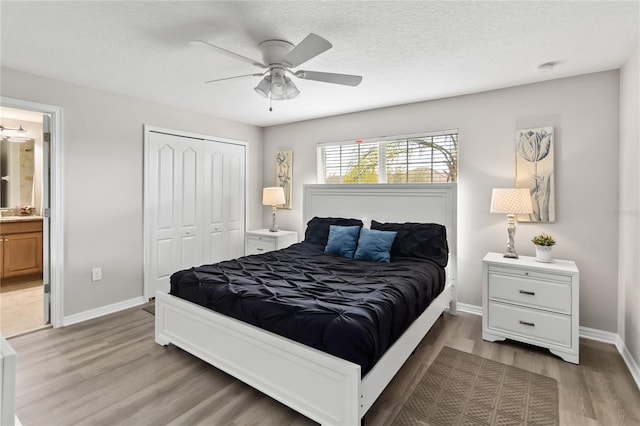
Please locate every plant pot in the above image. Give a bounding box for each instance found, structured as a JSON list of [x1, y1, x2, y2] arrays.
[[535, 245, 553, 263]]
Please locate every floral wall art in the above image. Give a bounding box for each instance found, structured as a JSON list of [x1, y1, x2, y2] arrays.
[[516, 127, 555, 222], [276, 150, 293, 209]]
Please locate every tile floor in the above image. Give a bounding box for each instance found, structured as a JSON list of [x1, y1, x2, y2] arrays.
[[0, 279, 47, 337]]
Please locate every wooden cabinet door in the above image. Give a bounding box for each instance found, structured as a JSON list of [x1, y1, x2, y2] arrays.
[[3, 231, 43, 278]]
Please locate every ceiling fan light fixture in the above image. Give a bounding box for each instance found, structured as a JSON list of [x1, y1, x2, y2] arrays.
[[15, 126, 27, 137], [197, 33, 362, 103], [270, 71, 286, 98], [284, 77, 300, 99], [0, 124, 30, 142], [269, 78, 299, 100], [254, 76, 270, 98]]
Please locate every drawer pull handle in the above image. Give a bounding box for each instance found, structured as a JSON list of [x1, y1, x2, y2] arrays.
[[256, 248, 264, 251], [524, 272, 529, 276], [519, 320, 535, 327], [519, 290, 535, 296]]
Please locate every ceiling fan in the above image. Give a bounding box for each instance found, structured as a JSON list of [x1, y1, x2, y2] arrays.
[[191, 33, 362, 104]]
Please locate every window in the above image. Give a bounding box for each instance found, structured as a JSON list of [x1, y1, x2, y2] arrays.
[[317, 130, 458, 184]]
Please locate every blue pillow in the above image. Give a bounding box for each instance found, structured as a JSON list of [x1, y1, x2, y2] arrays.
[[324, 225, 361, 258], [354, 228, 397, 263]]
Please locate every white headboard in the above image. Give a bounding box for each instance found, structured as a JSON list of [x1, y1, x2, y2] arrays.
[[303, 183, 457, 259]]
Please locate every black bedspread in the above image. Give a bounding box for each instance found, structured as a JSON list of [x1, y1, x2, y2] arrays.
[[170, 242, 446, 375]]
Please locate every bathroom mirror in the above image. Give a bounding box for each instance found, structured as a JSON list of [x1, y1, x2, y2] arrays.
[[0, 108, 42, 213], [0, 138, 35, 209]]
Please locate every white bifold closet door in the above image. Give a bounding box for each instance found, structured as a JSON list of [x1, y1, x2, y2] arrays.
[[146, 130, 245, 298]]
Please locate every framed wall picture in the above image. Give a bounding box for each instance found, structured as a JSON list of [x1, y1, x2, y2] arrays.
[[276, 150, 293, 209], [516, 127, 555, 222]]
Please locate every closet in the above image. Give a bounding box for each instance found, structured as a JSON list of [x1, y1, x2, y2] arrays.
[[144, 128, 245, 299]]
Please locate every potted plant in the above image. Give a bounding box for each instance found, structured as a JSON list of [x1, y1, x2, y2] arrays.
[[532, 233, 555, 262]]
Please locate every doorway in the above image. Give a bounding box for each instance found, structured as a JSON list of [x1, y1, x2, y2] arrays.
[[0, 107, 47, 336], [0, 97, 63, 332]]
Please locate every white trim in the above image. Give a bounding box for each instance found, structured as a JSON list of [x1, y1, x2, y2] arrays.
[[63, 297, 145, 326], [580, 325, 640, 391], [143, 124, 249, 147], [456, 302, 483, 316], [578, 325, 618, 344], [1, 336, 17, 426], [317, 128, 459, 147], [0, 96, 64, 328], [466, 303, 640, 391], [618, 339, 640, 391]]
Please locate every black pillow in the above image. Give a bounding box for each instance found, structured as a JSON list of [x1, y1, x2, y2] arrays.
[[370, 220, 448, 267], [304, 217, 364, 246]]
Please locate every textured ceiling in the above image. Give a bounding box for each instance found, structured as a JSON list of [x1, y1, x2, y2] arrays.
[[1, 1, 638, 127]]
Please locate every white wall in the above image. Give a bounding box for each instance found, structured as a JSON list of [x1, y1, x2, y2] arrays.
[[263, 71, 620, 332], [619, 44, 640, 366], [1, 67, 262, 317]]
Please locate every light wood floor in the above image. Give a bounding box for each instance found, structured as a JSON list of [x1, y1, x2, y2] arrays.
[[7, 305, 640, 426], [0, 279, 46, 337]]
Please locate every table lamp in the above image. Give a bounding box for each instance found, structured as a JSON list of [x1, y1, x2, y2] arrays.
[[490, 188, 533, 258], [263, 187, 286, 232]]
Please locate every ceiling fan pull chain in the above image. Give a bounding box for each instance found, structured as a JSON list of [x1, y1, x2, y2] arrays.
[[269, 93, 273, 112]]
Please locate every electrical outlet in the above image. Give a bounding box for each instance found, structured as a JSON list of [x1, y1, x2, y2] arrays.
[[91, 267, 102, 282]]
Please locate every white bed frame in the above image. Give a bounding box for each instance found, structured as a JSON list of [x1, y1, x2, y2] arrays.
[[155, 184, 457, 425]]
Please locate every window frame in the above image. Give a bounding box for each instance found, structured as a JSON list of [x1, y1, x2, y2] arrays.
[[317, 129, 458, 184]]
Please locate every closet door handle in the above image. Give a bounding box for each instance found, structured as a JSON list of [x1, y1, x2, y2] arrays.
[[519, 320, 535, 327], [519, 290, 535, 296]]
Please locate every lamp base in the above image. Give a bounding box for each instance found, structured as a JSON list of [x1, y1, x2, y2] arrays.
[[503, 251, 519, 259], [269, 206, 279, 232], [503, 213, 519, 259]]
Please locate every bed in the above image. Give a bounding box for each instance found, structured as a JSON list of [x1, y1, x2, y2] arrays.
[[155, 183, 457, 425]]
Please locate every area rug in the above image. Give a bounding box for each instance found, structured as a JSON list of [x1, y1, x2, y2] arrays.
[[392, 346, 559, 426]]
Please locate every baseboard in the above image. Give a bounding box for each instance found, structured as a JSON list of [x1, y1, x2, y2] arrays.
[[63, 297, 145, 326], [578, 326, 618, 344], [457, 303, 640, 391], [617, 338, 640, 392], [456, 302, 482, 316], [580, 325, 640, 391]]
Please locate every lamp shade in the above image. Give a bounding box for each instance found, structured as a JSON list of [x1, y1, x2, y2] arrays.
[[490, 188, 533, 214], [263, 187, 285, 206], [254, 77, 270, 98]]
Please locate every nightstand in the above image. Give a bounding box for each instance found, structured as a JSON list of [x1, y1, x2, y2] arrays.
[[245, 229, 298, 256], [482, 252, 580, 364]]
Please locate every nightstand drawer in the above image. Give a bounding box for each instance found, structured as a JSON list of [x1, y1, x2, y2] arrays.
[[246, 236, 276, 255], [488, 301, 572, 348], [488, 265, 572, 283], [488, 273, 571, 314]]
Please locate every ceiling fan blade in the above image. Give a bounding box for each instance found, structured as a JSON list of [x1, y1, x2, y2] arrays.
[[283, 33, 332, 68], [204, 73, 264, 83], [190, 40, 266, 68], [294, 70, 362, 86]]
